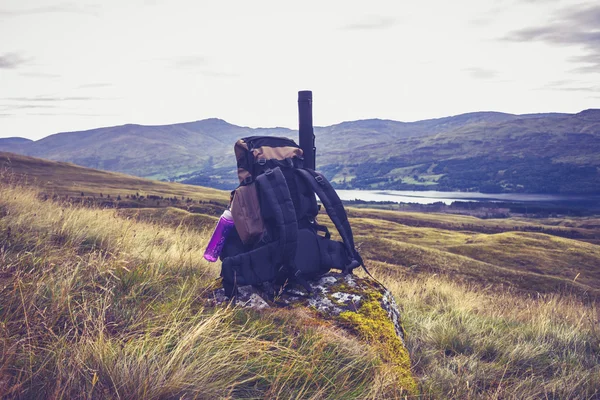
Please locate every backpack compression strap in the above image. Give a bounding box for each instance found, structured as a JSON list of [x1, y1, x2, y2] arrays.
[[221, 167, 299, 297], [257, 167, 298, 273], [295, 168, 364, 273]]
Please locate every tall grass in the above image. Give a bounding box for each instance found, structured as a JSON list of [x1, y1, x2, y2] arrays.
[[375, 263, 600, 399], [2, 182, 599, 399], [0, 184, 401, 399]]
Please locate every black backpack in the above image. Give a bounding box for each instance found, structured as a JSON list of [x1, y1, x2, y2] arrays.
[[220, 136, 365, 298]]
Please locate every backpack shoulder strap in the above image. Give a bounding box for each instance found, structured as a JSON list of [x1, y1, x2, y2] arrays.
[[222, 166, 299, 298], [295, 168, 363, 273], [256, 167, 298, 271]]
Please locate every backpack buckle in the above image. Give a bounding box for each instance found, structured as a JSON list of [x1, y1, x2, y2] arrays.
[[315, 175, 324, 185], [257, 158, 267, 166]]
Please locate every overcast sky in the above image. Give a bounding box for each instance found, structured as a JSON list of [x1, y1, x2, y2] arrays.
[[1, 0, 599, 140]]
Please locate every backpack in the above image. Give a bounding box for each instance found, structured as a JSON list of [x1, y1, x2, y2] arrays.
[[219, 135, 365, 298]]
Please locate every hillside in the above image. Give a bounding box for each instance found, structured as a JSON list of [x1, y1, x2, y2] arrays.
[[1, 109, 599, 194], [0, 151, 229, 213], [321, 109, 600, 194], [1, 163, 599, 398], [3, 152, 599, 297]]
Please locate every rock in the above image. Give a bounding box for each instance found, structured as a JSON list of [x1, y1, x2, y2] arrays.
[[208, 272, 417, 394]]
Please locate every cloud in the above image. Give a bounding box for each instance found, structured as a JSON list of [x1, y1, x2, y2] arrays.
[[503, 3, 600, 73], [542, 79, 578, 87], [342, 16, 398, 31], [76, 83, 112, 89], [463, 67, 499, 79], [24, 112, 117, 117], [519, 0, 562, 3], [0, 104, 57, 110], [572, 65, 600, 74], [169, 57, 239, 77], [0, 52, 29, 69], [537, 80, 600, 92], [166, 56, 242, 78], [0, 95, 110, 113], [548, 86, 600, 92], [173, 56, 208, 68], [563, 4, 600, 28], [469, 4, 511, 27], [200, 70, 240, 78], [0, 3, 99, 17], [506, 26, 600, 45], [20, 72, 61, 78], [570, 53, 600, 73], [6, 96, 96, 102]]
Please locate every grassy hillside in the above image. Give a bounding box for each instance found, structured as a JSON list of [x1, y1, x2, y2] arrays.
[[3, 152, 599, 296], [1, 184, 408, 398], [1, 180, 599, 398], [0, 151, 229, 214], [343, 208, 600, 297]]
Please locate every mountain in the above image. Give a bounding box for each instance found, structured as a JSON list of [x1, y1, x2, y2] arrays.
[[0, 137, 33, 148], [319, 109, 600, 194], [0, 119, 292, 180], [2, 110, 599, 194]]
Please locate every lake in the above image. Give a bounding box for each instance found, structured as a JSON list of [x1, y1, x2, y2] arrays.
[[336, 190, 598, 205]]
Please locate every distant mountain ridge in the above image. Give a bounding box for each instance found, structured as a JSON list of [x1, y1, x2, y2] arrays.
[[1, 109, 599, 194], [0, 137, 33, 146]]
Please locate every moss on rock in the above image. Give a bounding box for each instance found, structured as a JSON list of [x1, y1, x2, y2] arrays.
[[338, 286, 418, 395], [209, 272, 418, 395]]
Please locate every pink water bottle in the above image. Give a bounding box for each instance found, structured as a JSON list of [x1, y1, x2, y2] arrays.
[[203, 210, 235, 262]]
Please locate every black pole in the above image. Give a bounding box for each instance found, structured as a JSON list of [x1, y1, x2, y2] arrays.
[[298, 90, 315, 170]]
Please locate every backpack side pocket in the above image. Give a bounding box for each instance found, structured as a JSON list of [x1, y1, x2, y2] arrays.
[[294, 228, 350, 277], [230, 183, 264, 245], [294, 229, 322, 277]]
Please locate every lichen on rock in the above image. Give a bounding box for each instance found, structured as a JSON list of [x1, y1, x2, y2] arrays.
[[208, 272, 418, 395]]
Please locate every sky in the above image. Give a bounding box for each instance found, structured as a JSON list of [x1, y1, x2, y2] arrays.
[[0, 0, 599, 140]]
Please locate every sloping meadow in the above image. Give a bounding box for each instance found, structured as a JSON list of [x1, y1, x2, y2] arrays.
[[0, 184, 408, 399], [1, 183, 599, 399]]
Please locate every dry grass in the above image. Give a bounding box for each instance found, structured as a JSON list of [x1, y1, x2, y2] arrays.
[[0, 151, 230, 205], [116, 207, 218, 232], [2, 176, 600, 398], [383, 273, 600, 399], [0, 183, 406, 399], [445, 232, 600, 287], [328, 209, 600, 298], [346, 207, 600, 243]]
